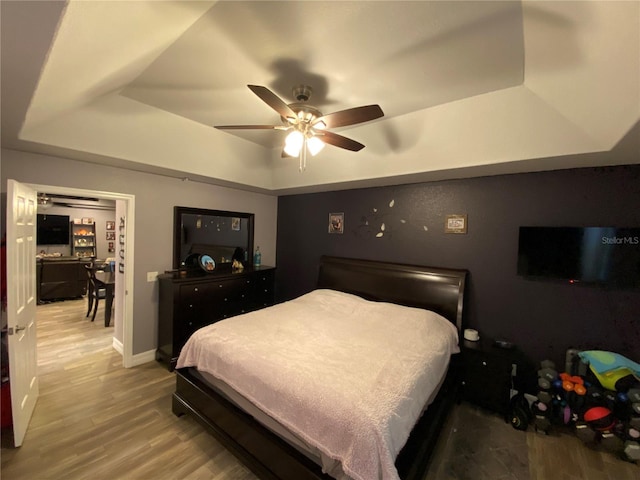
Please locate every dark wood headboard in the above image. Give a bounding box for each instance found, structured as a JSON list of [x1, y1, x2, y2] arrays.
[[317, 256, 468, 332]]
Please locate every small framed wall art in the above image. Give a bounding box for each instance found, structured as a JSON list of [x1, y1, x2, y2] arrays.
[[106, 231, 115, 240], [328, 213, 344, 234], [106, 220, 115, 230], [445, 214, 467, 234]]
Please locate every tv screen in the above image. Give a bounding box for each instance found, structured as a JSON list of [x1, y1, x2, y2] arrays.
[[37, 214, 70, 245], [517, 227, 640, 288]]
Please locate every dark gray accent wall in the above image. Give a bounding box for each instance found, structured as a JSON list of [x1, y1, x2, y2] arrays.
[[276, 165, 640, 367]]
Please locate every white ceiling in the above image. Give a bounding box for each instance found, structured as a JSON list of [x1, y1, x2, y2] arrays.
[[2, 1, 639, 195]]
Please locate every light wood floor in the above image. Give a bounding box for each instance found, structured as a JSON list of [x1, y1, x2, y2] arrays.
[[1, 299, 257, 480], [1, 299, 638, 479], [427, 400, 640, 480]]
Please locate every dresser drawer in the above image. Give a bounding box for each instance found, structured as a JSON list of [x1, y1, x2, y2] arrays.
[[464, 351, 513, 378], [208, 277, 253, 302], [180, 283, 214, 304], [254, 270, 275, 305], [179, 283, 215, 320], [219, 301, 254, 320]]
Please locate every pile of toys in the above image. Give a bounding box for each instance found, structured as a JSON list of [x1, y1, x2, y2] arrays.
[[531, 349, 640, 463]]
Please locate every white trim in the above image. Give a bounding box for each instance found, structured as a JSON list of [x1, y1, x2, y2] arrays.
[[111, 338, 153, 367], [121, 197, 135, 368], [26, 183, 136, 368], [112, 336, 123, 355], [129, 349, 157, 367]]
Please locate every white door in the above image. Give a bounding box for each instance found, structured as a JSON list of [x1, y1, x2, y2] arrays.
[[6, 179, 38, 447]]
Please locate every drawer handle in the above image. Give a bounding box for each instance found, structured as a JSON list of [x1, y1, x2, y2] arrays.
[[482, 361, 487, 366], [194, 287, 198, 292]]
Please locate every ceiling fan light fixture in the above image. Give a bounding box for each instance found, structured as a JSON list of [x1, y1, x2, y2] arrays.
[[37, 194, 52, 209], [307, 136, 325, 156], [284, 130, 304, 157]]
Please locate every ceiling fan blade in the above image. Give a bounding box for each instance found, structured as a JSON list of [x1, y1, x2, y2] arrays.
[[314, 105, 384, 129], [248, 85, 298, 121], [317, 131, 365, 152], [214, 125, 285, 130]]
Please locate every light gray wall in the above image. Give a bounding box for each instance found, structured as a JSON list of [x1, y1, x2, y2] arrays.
[[2, 148, 278, 356]]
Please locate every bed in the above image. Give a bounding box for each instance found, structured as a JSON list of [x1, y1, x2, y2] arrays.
[[172, 256, 468, 480]]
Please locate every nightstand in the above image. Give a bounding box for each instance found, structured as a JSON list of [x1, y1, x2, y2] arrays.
[[459, 338, 533, 419]]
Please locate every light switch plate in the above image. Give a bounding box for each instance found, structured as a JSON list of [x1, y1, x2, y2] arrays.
[[147, 271, 158, 282]]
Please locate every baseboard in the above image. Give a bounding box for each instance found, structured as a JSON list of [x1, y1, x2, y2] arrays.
[[112, 338, 157, 367], [112, 337, 124, 355], [130, 349, 157, 367]]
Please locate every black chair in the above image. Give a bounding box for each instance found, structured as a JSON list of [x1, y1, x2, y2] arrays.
[[84, 264, 106, 322], [84, 263, 95, 316]]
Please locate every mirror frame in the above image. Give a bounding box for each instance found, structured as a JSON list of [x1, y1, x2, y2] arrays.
[[173, 206, 254, 270]]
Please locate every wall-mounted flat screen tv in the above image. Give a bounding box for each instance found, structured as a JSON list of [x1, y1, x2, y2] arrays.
[[37, 213, 70, 245], [517, 227, 639, 288]]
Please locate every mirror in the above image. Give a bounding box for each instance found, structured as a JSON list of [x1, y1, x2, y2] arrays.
[[173, 206, 254, 270]]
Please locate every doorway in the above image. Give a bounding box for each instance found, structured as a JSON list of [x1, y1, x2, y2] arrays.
[[27, 183, 135, 367]]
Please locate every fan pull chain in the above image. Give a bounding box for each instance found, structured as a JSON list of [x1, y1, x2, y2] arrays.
[[299, 139, 308, 172]]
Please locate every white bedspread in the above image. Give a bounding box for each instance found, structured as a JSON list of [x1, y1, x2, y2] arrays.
[[177, 289, 460, 480]]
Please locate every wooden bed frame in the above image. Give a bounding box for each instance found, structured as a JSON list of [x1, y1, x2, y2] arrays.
[[173, 256, 468, 480]]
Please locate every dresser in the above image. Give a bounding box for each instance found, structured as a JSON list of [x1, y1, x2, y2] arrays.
[[157, 266, 276, 370]]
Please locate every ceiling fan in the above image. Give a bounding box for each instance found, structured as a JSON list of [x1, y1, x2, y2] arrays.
[[215, 85, 384, 171], [37, 193, 114, 210]]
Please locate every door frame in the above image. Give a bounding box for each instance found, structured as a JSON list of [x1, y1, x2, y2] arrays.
[[26, 183, 136, 367]]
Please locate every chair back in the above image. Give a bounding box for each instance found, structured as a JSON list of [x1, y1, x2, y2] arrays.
[[84, 262, 95, 280], [84, 264, 102, 291], [84, 263, 95, 279]]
